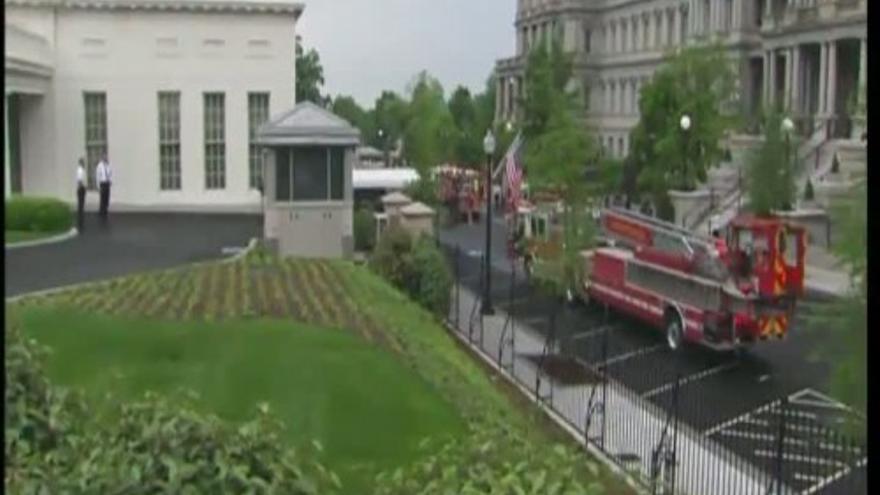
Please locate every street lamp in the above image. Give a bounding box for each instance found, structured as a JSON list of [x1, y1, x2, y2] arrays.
[[378, 129, 388, 168], [782, 117, 795, 167], [679, 115, 691, 212], [782, 117, 795, 209], [481, 130, 496, 315]]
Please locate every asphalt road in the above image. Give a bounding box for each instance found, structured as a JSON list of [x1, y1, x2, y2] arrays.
[[440, 218, 865, 495], [5, 212, 261, 297]]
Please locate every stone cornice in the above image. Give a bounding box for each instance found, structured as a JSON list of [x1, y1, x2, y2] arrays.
[[5, 0, 304, 18]]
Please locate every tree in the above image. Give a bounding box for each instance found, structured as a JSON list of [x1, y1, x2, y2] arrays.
[[521, 39, 576, 140], [373, 91, 410, 156], [524, 107, 596, 294], [806, 182, 866, 435], [331, 95, 376, 144], [447, 86, 484, 167], [402, 72, 456, 173], [630, 43, 738, 219], [745, 108, 798, 215], [295, 37, 325, 104]]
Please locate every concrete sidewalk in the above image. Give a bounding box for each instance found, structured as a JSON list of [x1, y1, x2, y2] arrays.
[[450, 285, 784, 495]]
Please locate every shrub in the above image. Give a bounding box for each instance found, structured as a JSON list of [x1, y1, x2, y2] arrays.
[[5, 196, 73, 233], [412, 237, 452, 317], [354, 207, 377, 252], [374, 420, 605, 494], [369, 225, 417, 295], [4, 315, 339, 494], [369, 226, 452, 317]]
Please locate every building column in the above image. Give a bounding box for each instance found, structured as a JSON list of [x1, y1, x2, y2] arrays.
[[783, 49, 792, 111], [732, 0, 741, 29], [858, 37, 867, 100], [818, 42, 828, 117], [5, 93, 10, 199], [826, 40, 837, 116], [769, 50, 777, 107], [791, 45, 801, 114]]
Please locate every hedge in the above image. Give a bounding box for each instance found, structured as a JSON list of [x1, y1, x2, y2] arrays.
[[5, 196, 73, 233]]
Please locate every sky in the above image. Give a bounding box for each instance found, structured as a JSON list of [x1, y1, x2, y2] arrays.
[[296, 0, 517, 108]]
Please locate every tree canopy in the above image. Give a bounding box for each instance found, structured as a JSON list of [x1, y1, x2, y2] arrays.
[[629, 43, 738, 217], [295, 37, 325, 104], [521, 39, 576, 140], [401, 72, 457, 173], [745, 108, 798, 215], [807, 182, 866, 433]]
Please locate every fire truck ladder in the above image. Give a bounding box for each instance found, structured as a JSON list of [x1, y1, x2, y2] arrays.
[[603, 207, 714, 258]]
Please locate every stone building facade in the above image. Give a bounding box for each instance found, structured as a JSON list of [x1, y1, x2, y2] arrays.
[[495, 0, 866, 158]]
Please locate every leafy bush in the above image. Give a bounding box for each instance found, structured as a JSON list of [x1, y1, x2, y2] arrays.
[[4, 315, 339, 494], [5, 196, 73, 233], [374, 421, 605, 495], [412, 237, 452, 317], [354, 207, 377, 252], [370, 225, 418, 295], [369, 226, 452, 317]]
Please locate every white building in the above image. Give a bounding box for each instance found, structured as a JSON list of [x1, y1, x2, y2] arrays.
[[4, 0, 303, 212]]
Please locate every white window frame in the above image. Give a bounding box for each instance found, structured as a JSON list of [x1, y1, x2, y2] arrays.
[[83, 92, 107, 190], [158, 91, 181, 190], [203, 92, 226, 190], [248, 92, 270, 190]]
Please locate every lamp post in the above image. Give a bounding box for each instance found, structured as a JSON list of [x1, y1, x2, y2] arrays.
[[679, 115, 691, 227], [782, 117, 795, 210], [378, 128, 387, 168], [481, 130, 496, 315]]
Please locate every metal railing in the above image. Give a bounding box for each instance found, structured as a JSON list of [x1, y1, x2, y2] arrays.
[[441, 243, 867, 495]]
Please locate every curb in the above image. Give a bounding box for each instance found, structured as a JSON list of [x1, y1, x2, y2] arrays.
[[5, 237, 260, 304], [5, 228, 78, 250]]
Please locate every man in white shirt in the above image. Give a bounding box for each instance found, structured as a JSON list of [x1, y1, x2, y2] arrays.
[[96, 154, 112, 224], [76, 158, 87, 231]]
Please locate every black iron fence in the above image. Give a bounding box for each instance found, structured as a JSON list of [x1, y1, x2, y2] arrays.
[[440, 244, 866, 495]]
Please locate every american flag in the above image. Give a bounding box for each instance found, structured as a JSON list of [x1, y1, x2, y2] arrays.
[[503, 132, 524, 213]]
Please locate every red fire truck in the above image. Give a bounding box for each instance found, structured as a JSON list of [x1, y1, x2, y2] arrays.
[[580, 207, 807, 352], [436, 166, 482, 224]]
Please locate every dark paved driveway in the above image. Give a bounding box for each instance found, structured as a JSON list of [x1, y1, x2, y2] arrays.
[[6, 213, 261, 297]]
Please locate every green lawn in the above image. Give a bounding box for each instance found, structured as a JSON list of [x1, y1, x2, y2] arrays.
[[19, 307, 466, 492], [6, 229, 68, 244], [11, 255, 633, 494]]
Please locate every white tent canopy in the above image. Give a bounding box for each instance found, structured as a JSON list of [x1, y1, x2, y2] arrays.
[[353, 168, 419, 191]]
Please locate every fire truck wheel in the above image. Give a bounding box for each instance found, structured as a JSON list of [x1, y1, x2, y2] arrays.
[[665, 313, 684, 352]]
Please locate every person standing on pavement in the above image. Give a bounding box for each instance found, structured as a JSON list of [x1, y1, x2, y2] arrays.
[[76, 158, 87, 232], [96, 154, 112, 224]]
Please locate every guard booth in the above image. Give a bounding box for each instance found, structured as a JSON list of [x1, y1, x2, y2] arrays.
[[256, 102, 360, 259]]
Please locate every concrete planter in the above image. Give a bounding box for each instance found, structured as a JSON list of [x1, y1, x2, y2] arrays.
[[669, 189, 711, 228]]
